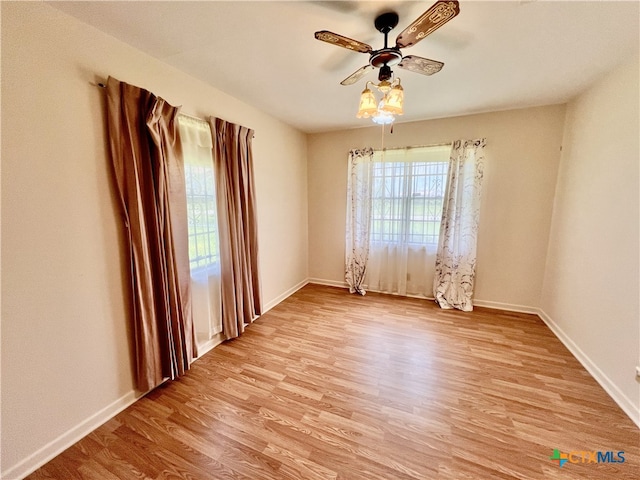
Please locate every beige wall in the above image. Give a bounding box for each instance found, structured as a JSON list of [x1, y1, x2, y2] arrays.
[[308, 105, 566, 310], [1, 2, 308, 477], [540, 57, 640, 424]]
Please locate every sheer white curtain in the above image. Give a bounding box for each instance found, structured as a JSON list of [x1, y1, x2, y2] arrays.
[[345, 148, 374, 295], [434, 139, 486, 311], [365, 146, 450, 297], [178, 115, 223, 350]]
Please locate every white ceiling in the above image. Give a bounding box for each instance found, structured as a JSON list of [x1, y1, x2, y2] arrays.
[[50, 1, 639, 133]]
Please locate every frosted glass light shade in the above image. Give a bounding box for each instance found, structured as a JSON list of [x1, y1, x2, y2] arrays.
[[356, 88, 378, 118], [381, 84, 404, 115]]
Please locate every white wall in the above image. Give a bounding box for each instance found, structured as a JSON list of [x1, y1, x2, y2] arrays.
[[308, 105, 566, 310], [0, 2, 308, 478], [540, 57, 640, 425]]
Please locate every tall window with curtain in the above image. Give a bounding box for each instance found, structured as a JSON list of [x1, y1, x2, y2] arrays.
[[178, 115, 223, 349], [345, 141, 486, 308], [105, 77, 263, 390], [365, 145, 450, 297]]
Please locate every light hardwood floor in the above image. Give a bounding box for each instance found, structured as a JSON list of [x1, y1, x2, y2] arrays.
[[27, 284, 639, 479]]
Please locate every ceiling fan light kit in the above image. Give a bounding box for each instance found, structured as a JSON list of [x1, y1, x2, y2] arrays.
[[315, 0, 460, 124], [356, 78, 404, 120]]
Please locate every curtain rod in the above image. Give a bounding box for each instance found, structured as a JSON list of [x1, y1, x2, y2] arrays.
[[178, 112, 207, 123], [380, 142, 452, 152]]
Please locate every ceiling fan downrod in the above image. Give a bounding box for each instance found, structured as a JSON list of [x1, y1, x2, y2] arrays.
[[370, 12, 403, 70]]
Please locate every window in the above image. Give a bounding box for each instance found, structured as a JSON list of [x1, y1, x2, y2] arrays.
[[178, 114, 224, 341], [184, 163, 219, 271], [178, 115, 219, 272], [370, 145, 450, 245]]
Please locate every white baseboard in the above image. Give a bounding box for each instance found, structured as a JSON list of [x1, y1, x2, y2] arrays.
[[538, 308, 640, 428], [308, 278, 433, 300], [2, 389, 141, 480], [196, 333, 225, 357], [307, 279, 540, 315], [307, 277, 348, 289], [473, 299, 539, 315], [262, 278, 309, 312]]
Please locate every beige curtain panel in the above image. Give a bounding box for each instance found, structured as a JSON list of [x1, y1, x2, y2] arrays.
[[105, 77, 196, 392], [433, 138, 486, 311], [209, 117, 262, 339]]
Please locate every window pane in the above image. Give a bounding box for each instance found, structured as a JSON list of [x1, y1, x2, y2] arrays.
[[370, 146, 449, 245], [185, 163, 219, 271]]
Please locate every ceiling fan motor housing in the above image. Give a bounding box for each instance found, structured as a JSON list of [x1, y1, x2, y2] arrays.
[[369, 48, 403, 68]]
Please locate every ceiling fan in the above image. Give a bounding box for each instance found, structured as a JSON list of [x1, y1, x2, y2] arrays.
[[314, 0, 460, 85]]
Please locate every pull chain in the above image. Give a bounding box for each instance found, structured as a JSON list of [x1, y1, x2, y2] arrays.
[[379, 121, 395, 157]]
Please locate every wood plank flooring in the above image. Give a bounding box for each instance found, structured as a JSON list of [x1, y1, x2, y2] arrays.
[[26, 284, 639, 479]]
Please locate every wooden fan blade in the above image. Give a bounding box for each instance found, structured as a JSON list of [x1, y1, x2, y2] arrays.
[[395, 0, 460, 48], [398, 55, 444, 76], [340, 65, 375, 86], [314, 31, 373, 53]]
